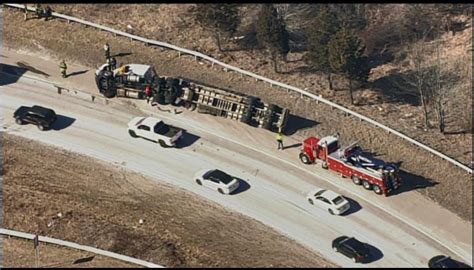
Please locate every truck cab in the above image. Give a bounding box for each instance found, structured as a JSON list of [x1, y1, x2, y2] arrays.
[[300, 136, 339, 164]]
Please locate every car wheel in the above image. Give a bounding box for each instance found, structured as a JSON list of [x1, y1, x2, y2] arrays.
[[373, 185, 383, 195], [195, 179, 202, 185], [37, 124, 45, 131], [308, 198, 314, 205], [217, 188, 224, 194], [128, 130, 138, 138], [333, 246, 338, 252], [15, 118, 24, 125], [158, 140, 167, 147], [362, 180, 372, 190], [351, 175, 361, 185], [352, 257, 357, 263], [328, 209, 335, 215], [322, 161, 328, 170]]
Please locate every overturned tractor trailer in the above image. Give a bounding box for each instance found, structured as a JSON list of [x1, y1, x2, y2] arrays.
[[95, 63, 289, 133]]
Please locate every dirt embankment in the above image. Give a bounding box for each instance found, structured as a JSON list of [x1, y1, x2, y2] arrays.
[[2, 237, 140, 268], [3, 8, 472, 222], [2, 133, 336, 268]]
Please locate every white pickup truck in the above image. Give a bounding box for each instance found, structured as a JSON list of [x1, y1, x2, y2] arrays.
[[128, 116, 184, 147]]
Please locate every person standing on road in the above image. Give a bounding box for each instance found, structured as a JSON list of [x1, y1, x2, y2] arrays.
[[104, 43, 111, 60], [276, 131, 284, 150], [59, 60, 67, 78], [144, 85, 152, 104]]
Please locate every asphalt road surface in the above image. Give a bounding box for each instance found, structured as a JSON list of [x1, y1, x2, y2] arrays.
[[0, 70, 472, 267]]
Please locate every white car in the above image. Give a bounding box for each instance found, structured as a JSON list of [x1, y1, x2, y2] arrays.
[[128, 116, 184, 147], [306, 188, 350, 215], [194, 169, 240, 195]]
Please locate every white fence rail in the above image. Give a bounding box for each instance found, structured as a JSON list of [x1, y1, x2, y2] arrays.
[[0, 228, 164, 268], [4, 3, 472, 174]]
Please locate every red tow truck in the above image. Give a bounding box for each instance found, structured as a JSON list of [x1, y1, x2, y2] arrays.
[[299, 135, 401, 196]]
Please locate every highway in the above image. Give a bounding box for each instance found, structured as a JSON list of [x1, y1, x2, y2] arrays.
[[0, 68, 472, 267]]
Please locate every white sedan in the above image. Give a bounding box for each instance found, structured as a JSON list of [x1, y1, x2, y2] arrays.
[[306, 188, 351, 215], [194, 169, 240, 195]]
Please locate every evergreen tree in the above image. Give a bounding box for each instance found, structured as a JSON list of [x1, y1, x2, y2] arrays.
[[305, 5, 340, 90], [255, 4, 290, 73], [328, 28, 370, 105], [194, 4, 241, 51]]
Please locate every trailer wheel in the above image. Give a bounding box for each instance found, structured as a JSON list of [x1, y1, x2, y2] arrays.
[[322, 161, 328, 170], [299, 153, 311, 164], [373, 185, 383, 195], [362, 180, 372, 190], [351, 175, 361, 185]]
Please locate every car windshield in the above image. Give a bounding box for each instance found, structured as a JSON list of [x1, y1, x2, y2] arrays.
[[207, 170, 233, 184], [154, 121, 169, 135], [344, 238, 367, 253], [332, 196, 345, 205], [314, 189, 326, 197], [437, 257, 458, 268]]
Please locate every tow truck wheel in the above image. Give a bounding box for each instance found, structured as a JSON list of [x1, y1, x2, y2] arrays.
[[322, 161, 328, 170], [351, 175, 361, 185], [362, 180, 372, 190], [373, 185, 383, 195], [299, 153, 311, 164]]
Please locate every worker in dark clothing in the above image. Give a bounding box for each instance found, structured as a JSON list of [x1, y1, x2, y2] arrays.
[[104, 43, 111, 60], [59, 60, 67, 78], [276, 131, 284, 150], [43, 6, 52, 21], [106, 57, 117, 71], [144, 85, 152, 104]]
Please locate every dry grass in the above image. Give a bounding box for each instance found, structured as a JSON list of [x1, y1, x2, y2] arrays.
[[3, 6, 472, 222], [2, 133, 336, 268]]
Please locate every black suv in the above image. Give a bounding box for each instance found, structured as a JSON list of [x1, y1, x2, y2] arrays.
[[14, 105, 57, 131], [332, 236, 370, 263]]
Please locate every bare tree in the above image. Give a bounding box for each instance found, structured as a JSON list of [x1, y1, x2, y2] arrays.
[[431, 40, 448, 133]]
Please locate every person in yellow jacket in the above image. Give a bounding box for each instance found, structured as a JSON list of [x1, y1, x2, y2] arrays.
[[276, 131, 284, 150], [59, 60, 67, 78]]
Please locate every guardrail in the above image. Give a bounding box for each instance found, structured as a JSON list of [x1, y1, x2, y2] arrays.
[[0, 228, 164, 268], [4, 3, 472, 174]]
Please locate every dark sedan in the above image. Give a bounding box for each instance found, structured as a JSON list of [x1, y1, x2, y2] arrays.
[[332, 236, 370, 263]]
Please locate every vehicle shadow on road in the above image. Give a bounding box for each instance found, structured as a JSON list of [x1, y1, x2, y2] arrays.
[[67, 70, 89, 78], [175, 132, 200, 149], [231, 178, 251, 195], [340, 197, 362, 216], [364, 243, 384, 264], [283, 114, 319, 136], [50, 115, 76, 131], [387, 163, 439, 197], [0, 63, 28, 86], [283, 143, 302, 150]]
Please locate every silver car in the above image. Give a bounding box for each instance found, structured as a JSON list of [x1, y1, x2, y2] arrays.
[[194, 169, 240, 195], [306, 187, 351, 215]]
